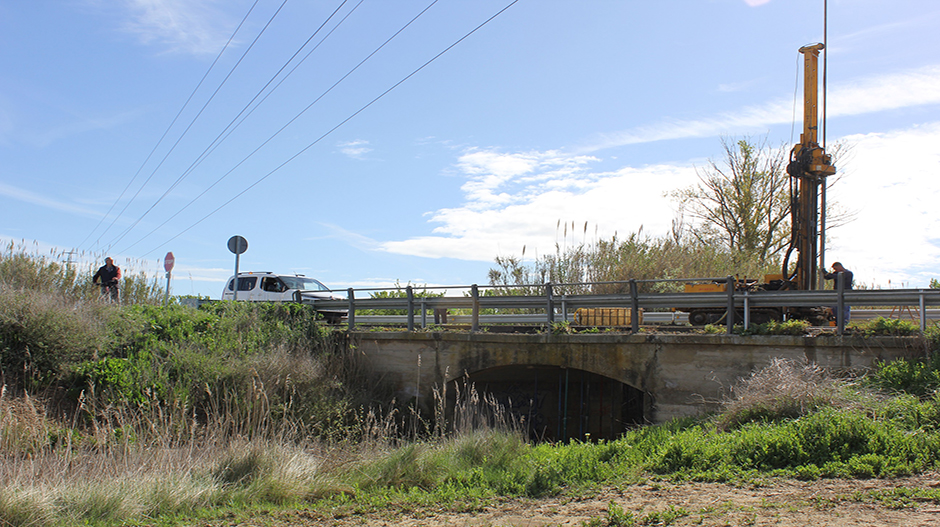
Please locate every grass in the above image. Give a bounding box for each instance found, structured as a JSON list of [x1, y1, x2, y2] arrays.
[[6, 353, 940, 526], [4, 246, 940, 525]]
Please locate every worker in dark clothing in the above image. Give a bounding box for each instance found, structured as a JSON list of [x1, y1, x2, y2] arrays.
[[93, 257, 122, 302], [824, 261, 853, 322]]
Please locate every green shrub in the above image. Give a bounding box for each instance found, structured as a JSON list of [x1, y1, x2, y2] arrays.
[[926, 324, 940, 353], [738, 319, 810, 336], [362, 281, 445, 316], [854, 317, 920, 337], [0, 287, 112, 388], [866, 355, 940, 397], [648, 408, 940, 479]]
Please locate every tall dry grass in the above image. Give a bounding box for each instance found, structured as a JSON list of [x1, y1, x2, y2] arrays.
[[0, 379, 359, 526], [489, 228, 780, 296], [717, 358, 873, 430], [0, 369, 525, 526], [0, 239, 162, 305]]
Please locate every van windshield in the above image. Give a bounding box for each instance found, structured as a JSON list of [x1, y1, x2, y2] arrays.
[[281, 276, 330, 291]]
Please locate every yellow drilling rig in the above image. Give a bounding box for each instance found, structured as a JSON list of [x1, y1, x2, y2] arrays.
[[681, 43, 836, 326]]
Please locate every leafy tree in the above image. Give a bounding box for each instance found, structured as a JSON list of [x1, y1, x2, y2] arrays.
[[671, 136, 853, 271], [930, 278, 939, 289], [670, 137, 791, 266]]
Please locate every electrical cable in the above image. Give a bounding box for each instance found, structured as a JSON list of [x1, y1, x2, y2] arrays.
[[819, 0, 829, 288], [110, 0, 359, 251], [790, 53, 800, 145], [150, 0, 360, 204], [97, 0, 291, 251], [138, 0, 521, 257], [120, 0, 442, 253], [77, 0, 262, 252]]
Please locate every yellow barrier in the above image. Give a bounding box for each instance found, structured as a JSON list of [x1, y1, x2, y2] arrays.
[[573, 307, 642, 326]]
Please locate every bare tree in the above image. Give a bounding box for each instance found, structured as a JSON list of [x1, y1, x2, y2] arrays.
[[671, 136, 791, 266]]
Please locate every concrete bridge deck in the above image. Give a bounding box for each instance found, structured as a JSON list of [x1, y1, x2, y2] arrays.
[[351, 331, 926, 441]]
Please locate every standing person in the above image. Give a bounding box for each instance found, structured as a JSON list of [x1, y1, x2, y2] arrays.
[[93, 257, 122, 302], [824, 261, 853, 322]]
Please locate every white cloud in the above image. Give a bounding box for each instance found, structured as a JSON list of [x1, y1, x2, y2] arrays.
[[0, 183, 104, 218], [338, 140, 373, 159], [452, 149, 599, 211], [827, 65, 940, 118], [119, 0, 237, 56], [826, 123, 940, 287], [580, 64, 940, 153], [743, 0, 772, 6], [379, 151, 696, 262], [379, 121, 940, 288], [718, 77, 764, 93]]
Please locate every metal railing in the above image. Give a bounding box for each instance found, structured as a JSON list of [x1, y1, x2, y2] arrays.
[[299, 276, 940, 335]]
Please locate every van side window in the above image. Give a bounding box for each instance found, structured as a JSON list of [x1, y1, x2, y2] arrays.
[[237, 277, 257, 291], [262, 277, 283, 292]]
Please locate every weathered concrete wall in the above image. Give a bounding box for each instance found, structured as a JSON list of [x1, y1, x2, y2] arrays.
[[350, 332, 925, 424]]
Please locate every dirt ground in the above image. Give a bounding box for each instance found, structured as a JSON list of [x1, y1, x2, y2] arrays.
[[191, 473, 940, 526]]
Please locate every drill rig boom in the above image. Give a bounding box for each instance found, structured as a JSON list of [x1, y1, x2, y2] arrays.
[[784, 43, 835, 291]]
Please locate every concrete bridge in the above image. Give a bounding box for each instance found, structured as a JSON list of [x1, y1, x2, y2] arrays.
[[350, 331, 925, 441]]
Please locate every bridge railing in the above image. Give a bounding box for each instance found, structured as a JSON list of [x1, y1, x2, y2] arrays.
[[301, 277, 940, 335]]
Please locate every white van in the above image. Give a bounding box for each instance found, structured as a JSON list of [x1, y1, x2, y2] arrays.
[[221, 272, 346, 322]]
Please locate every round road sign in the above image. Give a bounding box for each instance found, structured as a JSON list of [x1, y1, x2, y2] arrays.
[[164, 251, 175, 273], [227, 235, 248, 255]]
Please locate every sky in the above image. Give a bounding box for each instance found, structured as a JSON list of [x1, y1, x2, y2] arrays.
[[1, 0, 939, 298]]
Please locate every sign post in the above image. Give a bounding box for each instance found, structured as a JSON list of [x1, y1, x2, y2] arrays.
[[163, 251, 175, 306], [227, 236, 248, 300]]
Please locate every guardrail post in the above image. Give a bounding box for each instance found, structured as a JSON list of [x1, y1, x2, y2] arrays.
[[471, 284, 480, 333], [836, 273, 845, 336], [629, 279, 639, 333], [726, 276, 735, 334], [743, 290, 750, 329], [347, 288, 356, 330], [546, 282, 555, 328], [561, 295, 568, 323], [920, 291, 927, 332], [420, 297, 427, 329], [406, 285, 415, 332]]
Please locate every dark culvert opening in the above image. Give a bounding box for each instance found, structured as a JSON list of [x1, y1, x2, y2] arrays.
[[446, 365, 645, 442]]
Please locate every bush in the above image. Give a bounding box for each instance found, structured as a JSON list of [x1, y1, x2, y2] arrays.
[[738, 319, 810, 336], [866, 354, 940, 397], [854, 317, 920, 337], [717, 358, 859, 430], [0, 287, 113, 388], [650, 408, 940, 479]]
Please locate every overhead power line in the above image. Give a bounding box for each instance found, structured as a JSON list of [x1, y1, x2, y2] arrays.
[[121, 0, 439, 253], [121, 0, 372, 254], [139, 0, 521, 258], [79, 0, 263, 252], [97, 0, 292, 251], [109, 0, 359, 252]]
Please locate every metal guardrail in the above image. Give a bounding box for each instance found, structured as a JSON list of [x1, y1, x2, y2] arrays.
[[351, 309, 940, 327], [300, 277, 940, 335]]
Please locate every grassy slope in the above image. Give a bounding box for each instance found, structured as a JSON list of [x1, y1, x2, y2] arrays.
[[3, 247, 940, 526]]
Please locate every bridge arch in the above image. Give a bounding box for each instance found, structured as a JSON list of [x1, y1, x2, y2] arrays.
[[447, 364, 646, 441]]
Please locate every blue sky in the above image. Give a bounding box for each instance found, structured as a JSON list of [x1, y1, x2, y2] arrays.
[[2, 0, 939, 298]]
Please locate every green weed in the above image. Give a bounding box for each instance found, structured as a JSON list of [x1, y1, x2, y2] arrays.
[[854, 317, 920, 337], [866, 354, 940, 397], [738, 319, 810, 336]]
